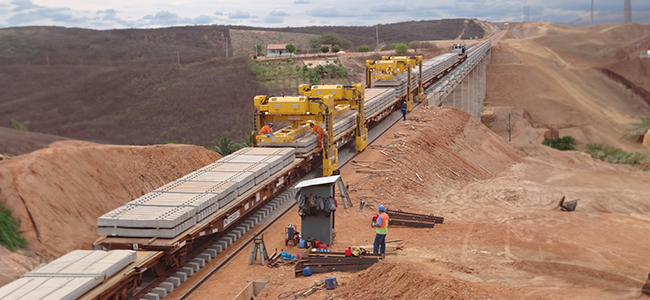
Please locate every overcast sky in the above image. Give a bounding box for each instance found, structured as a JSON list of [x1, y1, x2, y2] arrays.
[[0, 0, 649, 30]]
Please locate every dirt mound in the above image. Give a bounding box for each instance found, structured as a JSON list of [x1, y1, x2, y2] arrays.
[[0, 127, 68, 156], [0, 245, 39, 287], [345, 107, 524, 212], [0, 141, 220, 260], [334, 260, 518, 300]]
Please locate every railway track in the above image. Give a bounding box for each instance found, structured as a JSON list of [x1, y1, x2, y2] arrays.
[[0, 32, 502, 300]]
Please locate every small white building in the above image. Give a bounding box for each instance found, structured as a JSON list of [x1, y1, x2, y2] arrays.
[[267, 44, 291, 57]]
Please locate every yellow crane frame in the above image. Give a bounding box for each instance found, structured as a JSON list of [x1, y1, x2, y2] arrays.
[[298, 84, 368, 152], [253, 95, 338, 176], [366, 56, 423, 112]]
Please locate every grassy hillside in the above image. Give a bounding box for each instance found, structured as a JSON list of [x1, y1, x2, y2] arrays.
[[0, 56, 265, 148]]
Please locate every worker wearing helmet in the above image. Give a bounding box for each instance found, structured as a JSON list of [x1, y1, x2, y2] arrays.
[[372, 205, 389, 255], [258, 122, 273, 136], [309, 121, 324, 147], [401, 101, 407, 121]]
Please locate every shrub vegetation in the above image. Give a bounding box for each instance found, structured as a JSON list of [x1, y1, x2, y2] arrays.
[[0, 201, 28, 252], [542, 136, 578, 151], [583, 143, 647, 165]]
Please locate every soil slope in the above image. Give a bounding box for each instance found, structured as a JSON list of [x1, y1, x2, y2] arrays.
[[0, 141, 220, 261], [194, 107, 650, 300], [485, 22, 650, 152]]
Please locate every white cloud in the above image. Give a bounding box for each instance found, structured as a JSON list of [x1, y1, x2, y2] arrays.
[[0, 0, 648, 29], [229, 10, 251, 19]]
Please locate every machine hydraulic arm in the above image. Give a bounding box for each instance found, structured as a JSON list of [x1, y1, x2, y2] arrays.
[[366, 56, 423, 112], [253, 95, 338, 176], [298, 84, 368, 152]]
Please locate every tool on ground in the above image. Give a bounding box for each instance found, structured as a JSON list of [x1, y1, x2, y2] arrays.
[[354, 240, 403, 256], [336, 179, 353, 209], [386, 208, 443, 228], [295, 250, 381, 277], [352, 247, 369, 257], [249, 233, 269, 265], [642, 273, 650, 295], [267, 249, 281, 268], [557, 196, 578, 212], [284, 223, 301, 246]]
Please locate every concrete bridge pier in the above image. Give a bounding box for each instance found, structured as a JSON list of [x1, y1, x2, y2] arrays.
[[439, 53, 489, 120]]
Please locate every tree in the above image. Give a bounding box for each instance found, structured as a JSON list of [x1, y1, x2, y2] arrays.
[[409, 41, 421, 52], [255, 43, 263, 56], [213, 131, 243, 156], [331, 45, 341, 53], [357, 45, 370, 52], [394, 43, 408, 55], [321, 46, 330, 53], [309, 33, 353, 50], [285, 44, 296, 54]]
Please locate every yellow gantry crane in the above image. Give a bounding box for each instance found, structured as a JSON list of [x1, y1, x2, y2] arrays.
[[253, 95, 338, 176], [366, 56, 423, 112], [298, 84, 368, 152]]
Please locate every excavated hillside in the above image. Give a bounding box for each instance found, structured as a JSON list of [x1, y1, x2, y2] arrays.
[[0, 141, 220, 285], [485, 22, 650, 153], [242, 107, 650, 300]]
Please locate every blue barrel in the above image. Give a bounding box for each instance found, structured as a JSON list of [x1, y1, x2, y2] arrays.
[[325, 277, 338, 290], [303, 266, 312, 276], [299, 239, 306, 248]]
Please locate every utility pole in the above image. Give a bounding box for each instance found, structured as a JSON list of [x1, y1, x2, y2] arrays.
[[376, 25, 379, 49], [225, 37, 229, 57], [624, 0, 632, 23], [177, 51, 180, 65]]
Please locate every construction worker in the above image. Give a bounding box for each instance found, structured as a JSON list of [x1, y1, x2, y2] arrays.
[[258, 122, 273, 136], [401, 101, 407, 121], [372, 205, 389, 255], [310, 121, 324, 147]]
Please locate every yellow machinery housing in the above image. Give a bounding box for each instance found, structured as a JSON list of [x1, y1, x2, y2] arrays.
[[253, 95, 338, 176], [298, 84, 368, 152], [366, 56, 423, 112]]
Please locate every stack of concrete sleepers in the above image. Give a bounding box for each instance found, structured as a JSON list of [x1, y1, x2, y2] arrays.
[[98, 204, 198, 238], [200, 162, 270, 185], [232, 147, 296, 167], [0, 250, 136, 300], [364, 88, 396, 118], [219, 154, 284, 175]]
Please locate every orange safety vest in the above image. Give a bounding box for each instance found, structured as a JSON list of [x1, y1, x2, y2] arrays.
[[312, 125, 323, 136], [376, 212, 389, 234], [258, 125, 272, 136]]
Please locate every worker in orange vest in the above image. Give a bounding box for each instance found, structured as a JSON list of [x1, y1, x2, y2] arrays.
[[309, 121, 324, 147], [372, 205, 389, 255], [258, 122, 273, 136]]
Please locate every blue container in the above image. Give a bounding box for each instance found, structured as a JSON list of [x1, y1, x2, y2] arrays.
[[299, 239, 306, 248], [325, 277, 338, 290], [303, 266, 312, 276]]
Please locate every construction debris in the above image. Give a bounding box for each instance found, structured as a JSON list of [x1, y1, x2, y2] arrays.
[[294, 251, 382, 277], [557, 196, 578, 212], [386, 209, 444, 228], [354, 240, 404, 255]]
